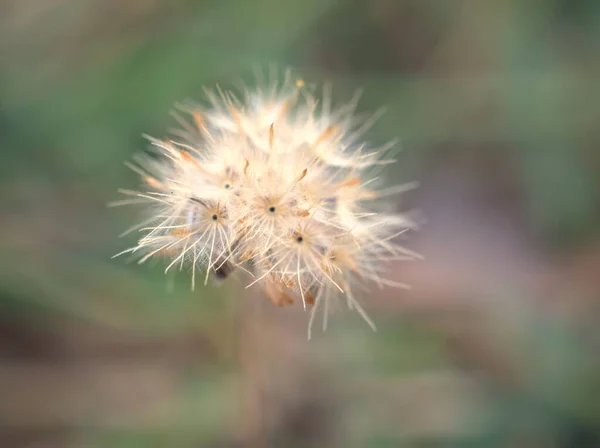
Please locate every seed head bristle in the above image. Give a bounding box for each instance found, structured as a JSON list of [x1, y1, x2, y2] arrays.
[[113, 69, 419, 337]]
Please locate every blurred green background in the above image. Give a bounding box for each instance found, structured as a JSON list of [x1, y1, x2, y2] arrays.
[[1, 0, 599, 446]]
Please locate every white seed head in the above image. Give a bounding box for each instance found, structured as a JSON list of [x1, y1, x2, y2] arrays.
[[113, 69, 419, 338]]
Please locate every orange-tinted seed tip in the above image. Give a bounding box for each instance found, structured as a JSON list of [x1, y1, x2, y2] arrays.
[[314, 126, 336, 147], [296, 79, 305, 88], [265, 280, 294, 307], [239, 250, 255, 262], [276, 100, 290, 122], [359, 190, 379, 200], [159, 247, 180, 257], [229, 105, 245, 135], [298, 168, 308, 182], [180, 150, 200, 167], [269, 123, 275, 149], [243, 158, 250, 175], [144, 176, 164, 190], [280, 275, 296, 290], [346, 257, 360, 273], [339, 177, 362, 188], [192, 111, 206, 133], [162, 138, 175, 150], [172, 228, 192, 237]]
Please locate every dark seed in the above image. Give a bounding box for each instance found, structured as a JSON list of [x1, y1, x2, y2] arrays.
[[214, 260, 234, 280]]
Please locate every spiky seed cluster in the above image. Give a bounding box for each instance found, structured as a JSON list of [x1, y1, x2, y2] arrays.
[[113, 70, 419, 337]]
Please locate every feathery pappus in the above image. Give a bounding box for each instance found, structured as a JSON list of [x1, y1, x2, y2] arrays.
[[111, 69, 420, 338]]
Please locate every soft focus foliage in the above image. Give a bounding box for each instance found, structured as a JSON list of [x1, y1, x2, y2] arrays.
[[1, 0, 599, 446]]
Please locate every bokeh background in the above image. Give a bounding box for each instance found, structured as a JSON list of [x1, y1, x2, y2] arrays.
[[1, 0, 600, 446]]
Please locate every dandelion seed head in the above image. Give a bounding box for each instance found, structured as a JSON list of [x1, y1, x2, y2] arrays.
[[114, 69, 419, 337]]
